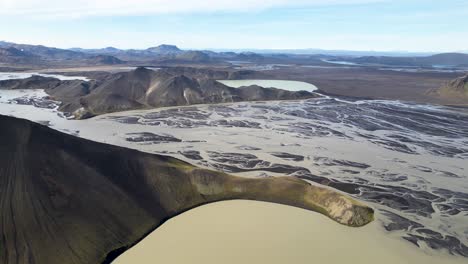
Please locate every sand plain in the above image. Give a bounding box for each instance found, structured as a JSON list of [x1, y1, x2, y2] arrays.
[[1, 86, 467, 263]]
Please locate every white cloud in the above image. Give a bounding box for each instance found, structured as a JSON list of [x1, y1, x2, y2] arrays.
[[0, 0, 386, 18]]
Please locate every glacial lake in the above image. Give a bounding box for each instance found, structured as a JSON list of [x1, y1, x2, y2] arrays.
[[218, 80, 318, 92]]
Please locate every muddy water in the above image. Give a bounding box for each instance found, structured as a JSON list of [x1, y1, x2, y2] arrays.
[[113, 201, 466, 264]]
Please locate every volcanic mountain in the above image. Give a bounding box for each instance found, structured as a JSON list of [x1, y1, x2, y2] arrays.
[[0, 67, 317, 118], [0, 115, 373, 264]]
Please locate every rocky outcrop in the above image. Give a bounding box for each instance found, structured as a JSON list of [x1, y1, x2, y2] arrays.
[[442, 74, 468, 95], [0, 115, 373, 264], [432, 74, 468, 102]]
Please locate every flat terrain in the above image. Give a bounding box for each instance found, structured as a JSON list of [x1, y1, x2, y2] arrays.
[[260, 66, 464, 104]]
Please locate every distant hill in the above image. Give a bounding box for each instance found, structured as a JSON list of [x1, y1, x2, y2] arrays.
[[0, 47, 41, 64], [88, 54, 125, 65], [172, 50, 210, 62], [342, 53, 468, 67], [146, 44, 182, 54], [0, 114, 373, 264], [0, 41, 125, 65], [424, 53, 468, 67], [70, 46, 123, 54], [0, 41, 87, 60]]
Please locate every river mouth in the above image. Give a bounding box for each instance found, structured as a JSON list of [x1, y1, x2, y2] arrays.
[[218, 79, 318, 92]]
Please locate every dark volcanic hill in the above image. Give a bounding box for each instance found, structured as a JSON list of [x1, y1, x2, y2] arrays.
[[0, 67, 317, 118], [70, 68, 314, 115], [0, 115, 373, 264], [69, 67, 315, 117]]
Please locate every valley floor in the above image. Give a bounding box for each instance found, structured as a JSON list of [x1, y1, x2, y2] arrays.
[[1, 88, 467, 263]]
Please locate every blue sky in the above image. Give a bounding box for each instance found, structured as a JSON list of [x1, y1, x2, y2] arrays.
[[0, 0, 467, 52]]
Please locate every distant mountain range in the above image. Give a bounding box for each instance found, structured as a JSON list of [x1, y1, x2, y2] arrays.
[[333, 53, 468, 68], [0, 41, 124, 66], [209, 48, 442, 57], [70, 44, 183, 55], [1, 40, 468, 68]]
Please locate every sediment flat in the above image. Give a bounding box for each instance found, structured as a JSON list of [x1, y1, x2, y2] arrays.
[[1, 88, 467, 261]]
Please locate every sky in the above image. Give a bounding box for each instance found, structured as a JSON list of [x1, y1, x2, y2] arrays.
[[0, 0, 467, 52]]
